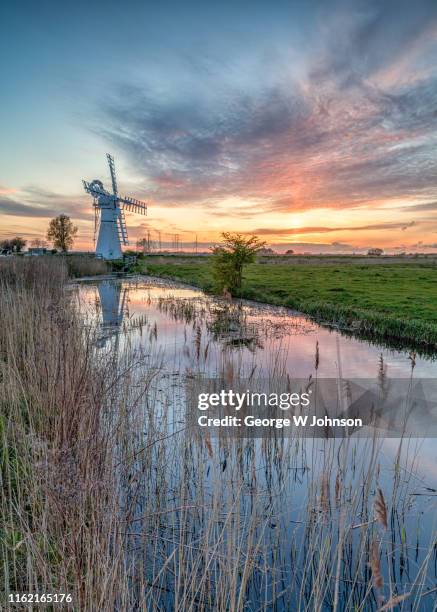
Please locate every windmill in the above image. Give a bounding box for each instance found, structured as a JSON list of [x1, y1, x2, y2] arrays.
[[96, 281, 128, 349], [83, 154, 147, 260]]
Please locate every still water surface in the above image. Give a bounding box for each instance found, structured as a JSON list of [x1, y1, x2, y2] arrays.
[[77, 276, 437, 610]]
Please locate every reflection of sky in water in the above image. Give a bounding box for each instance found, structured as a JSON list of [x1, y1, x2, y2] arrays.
[[77, 276, 437, 600], [77, 276, 437, 483], [80, 276, 437, 379]]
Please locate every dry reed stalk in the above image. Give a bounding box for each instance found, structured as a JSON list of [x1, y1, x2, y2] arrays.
[[222, 287, 232, 302], [224, 360, 234, 385], [315, 340, 320, 371], [335, 471, 341, 508], [374, 488, 388, 529], [408, 350, 417, 369], [370, 538, 383, 589], [320, 472, 330, 515], [2, 258, 434, 610], [377, 592, 411, 611], [204, 434, 213, 458], [0, 258, 145, 610]]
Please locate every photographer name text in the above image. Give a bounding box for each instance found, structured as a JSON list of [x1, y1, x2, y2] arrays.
[[198, 415, 362, 428], [196, 391, 362, 429]]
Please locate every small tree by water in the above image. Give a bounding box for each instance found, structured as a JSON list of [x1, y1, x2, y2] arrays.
[[212, 232, 266, 295]]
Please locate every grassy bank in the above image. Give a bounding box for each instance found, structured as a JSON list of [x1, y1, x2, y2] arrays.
[[144, 256, 437, 350]]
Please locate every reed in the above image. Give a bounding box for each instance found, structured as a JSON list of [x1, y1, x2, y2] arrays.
[[0, 258, 138, 608], [1, 259, 436, 610], [65, 254, 109, 278]]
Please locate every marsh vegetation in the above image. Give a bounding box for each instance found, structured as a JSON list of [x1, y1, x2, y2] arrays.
[[1, 261, 436, 610]]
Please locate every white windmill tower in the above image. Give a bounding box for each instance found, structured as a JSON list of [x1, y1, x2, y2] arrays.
[[83, 154, 147, 259]]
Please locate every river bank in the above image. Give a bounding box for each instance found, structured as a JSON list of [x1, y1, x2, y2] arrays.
[[144, 256, 437, 351]]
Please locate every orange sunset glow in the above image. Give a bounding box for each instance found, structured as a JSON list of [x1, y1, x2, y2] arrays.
[[1, 1, 437, 253]]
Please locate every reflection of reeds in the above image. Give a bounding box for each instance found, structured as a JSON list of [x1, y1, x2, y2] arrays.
[[408, 350, 417, 370], [140, 292, 437, 609], [335, 471, 341, 508], [151, 290, 436, 610], [195, 325, 202, 360]]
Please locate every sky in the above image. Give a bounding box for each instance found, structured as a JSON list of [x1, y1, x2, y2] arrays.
[[1, 0, 437, 253]]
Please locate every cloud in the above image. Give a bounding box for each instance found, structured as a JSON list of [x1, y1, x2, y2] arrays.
[[90, 0, 437, 220], [412, 241, 437, 248], [0, 197, 60, 218], [398, 201, 437, 212], [0, 188, 92, 221], [97, 78, 437, 215], [331, 241, 353, 248], [267, 241, 371, 253], [249, 221, 417, 236], [310, 0, 437, 86], [0, 185, 17, 196]]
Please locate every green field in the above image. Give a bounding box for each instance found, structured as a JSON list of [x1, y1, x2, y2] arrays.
[[144, 256, 437, 350]]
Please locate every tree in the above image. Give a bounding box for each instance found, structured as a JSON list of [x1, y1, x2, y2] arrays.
[[47, 215, 78, 252], [31, 238, 48, 248], [0, 239, 12, 252], [0, 236, 26, 253], [211, 233, 266, 295], [0, 237, 26, 252], [257, 247, 277, 256], [11, 237, 26, 252], [137, 237, 150, 253]]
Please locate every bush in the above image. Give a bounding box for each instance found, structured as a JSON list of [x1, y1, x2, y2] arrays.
[[109, 259, 125, 272], [211, 233, 265, 294]]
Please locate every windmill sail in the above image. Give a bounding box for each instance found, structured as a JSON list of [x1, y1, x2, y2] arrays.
[[94, 206, 101, 247], [107, 153, 118, 197], [117, 208, 129, 245]]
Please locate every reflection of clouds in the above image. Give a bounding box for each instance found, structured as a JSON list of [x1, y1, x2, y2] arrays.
[[81, 277, 437, 480], [383, 437, 437, 485], [84, 279, 437, 379]]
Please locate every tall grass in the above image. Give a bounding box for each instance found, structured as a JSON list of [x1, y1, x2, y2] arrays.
[[0, 258, 138, 609], [1, 261, 436, 610], [65, 255, 109, 278], [282, 297, 437, 350]]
